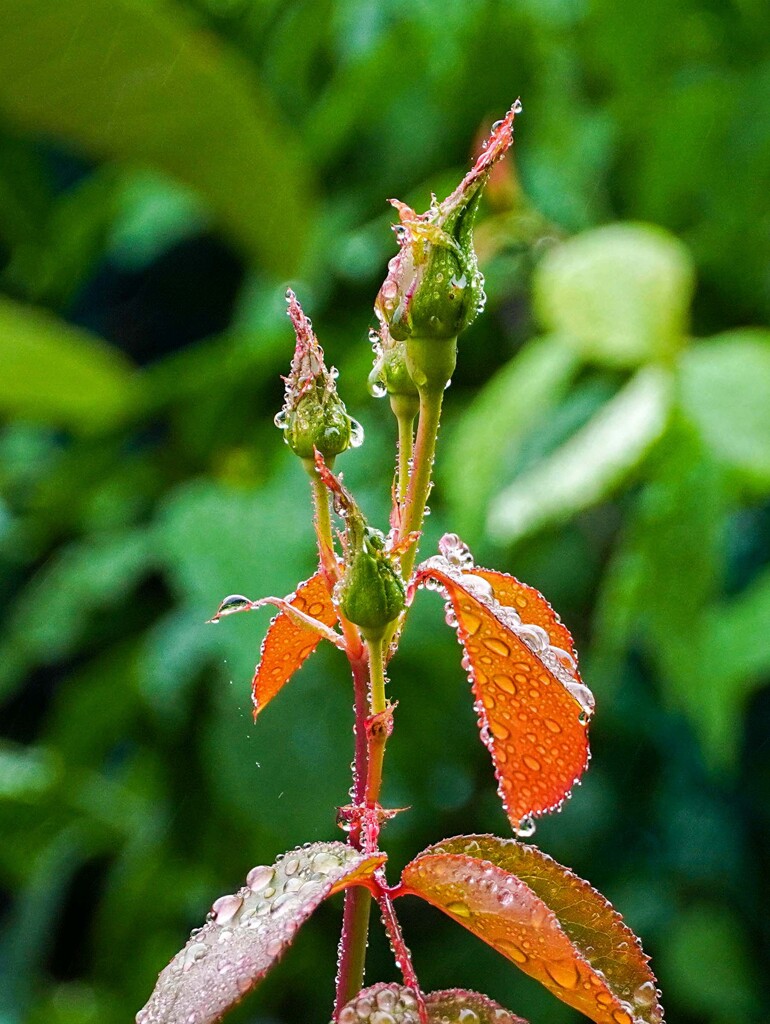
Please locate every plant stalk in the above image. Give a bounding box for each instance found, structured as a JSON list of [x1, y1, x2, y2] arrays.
[[364, 634, 388, 809], [401, 389, 443, 552]]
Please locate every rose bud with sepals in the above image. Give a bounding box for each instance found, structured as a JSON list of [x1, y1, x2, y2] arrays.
[[275, 289, 363, 464], [314, 454, 406, 642], [376, 101, 521, 394]]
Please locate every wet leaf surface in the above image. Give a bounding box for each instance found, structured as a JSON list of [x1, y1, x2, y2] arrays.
[[335, 983, 528, 1023], [402, 835, 663, 1024], [137, 841, 384, 1024], [416, 549, 591, 828], [252, 571, 337, 717]]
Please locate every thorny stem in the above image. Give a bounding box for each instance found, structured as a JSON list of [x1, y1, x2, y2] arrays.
[[330, 382, 446, 1014], [334, 633, 398, 1018], [311, 467, 375, 1017], [377, 883, 428, 1023]]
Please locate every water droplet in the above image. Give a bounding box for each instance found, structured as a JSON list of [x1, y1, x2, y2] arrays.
[[367, 369, 387, 398], [483, 637, 511, 658], [513, 98, 523, 114], [274, 408, 288, 430], [349, 418, 365, 448], [545, 959, 580, 990], [214, 594, 252, 618], [514, 815, 536, 838], [634, 981, 656, 1008], [246, 865, 274, 892], [182, 942, 208, 972], [446, 900, 472, 918], [498, 939, 528, 963], [210, 894, 242, 926]]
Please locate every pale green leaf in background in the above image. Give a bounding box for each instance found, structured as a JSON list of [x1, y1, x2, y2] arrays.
[[679, 330, 770, 492], [442, 336, 578, 538], [0, 296, 135, 430], [533, 223, 695, 367], [488, 366, 672, 544], [0, 0, 314, 274]]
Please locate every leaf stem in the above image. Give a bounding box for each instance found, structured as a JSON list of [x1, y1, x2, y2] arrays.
[[376, 884, 428, 1023]]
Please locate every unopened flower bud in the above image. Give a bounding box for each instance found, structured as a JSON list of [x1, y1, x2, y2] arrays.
[[314, 454, 406, 639], [375, 102, 521, 392], [275, 289, 362, 461], [368, 324, 419, 408], [339, 525, 406, 640]]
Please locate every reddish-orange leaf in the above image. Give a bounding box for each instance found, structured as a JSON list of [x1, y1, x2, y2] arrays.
[[401, 835, 663, 1024], [137, 842, 385, 1024], [416, 543, 592, 829], [252, 571, 337, 718], [337, 983, 528, 1023], [474, 569, 578, 661]]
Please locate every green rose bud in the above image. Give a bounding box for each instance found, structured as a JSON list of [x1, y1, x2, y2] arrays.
[[339, 525, 406, 640], [275, 289, 363, 461], [368, 324, 418, 403], [314, 454, 406, 640], [374, 102, 521, 392]]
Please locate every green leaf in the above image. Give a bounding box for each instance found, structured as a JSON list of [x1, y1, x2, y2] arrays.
[[0, 296, 135, 431], [660, 905, 760, 1020], [0, 530, 154, 699], [593, 421, 734, 764], [691, 567, 770, 766], [0, 743, 59, 803], [136, 842, 385, 1024], [442, 336, 578, 537], [488, 367, 672, 544], [0, 0, 314, 273], [335, 984, 528, 1023], [401, 834, 663, 1024], [679, 329, 770, 491], [534, 224, 694, 367]]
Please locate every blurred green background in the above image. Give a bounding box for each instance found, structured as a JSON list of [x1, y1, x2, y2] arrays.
[[1, 1, 769, 1023]]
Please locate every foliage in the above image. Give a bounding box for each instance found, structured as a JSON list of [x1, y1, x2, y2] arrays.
[[0, 2, 769, 1024]]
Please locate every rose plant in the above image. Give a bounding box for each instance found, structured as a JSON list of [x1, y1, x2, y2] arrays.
[[137, 105, 664, 1024]]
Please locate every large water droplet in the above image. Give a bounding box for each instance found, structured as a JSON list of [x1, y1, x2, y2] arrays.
[[246, 864, 274, 892], [545, 959, 580, 990], [214, 594, 252, 618], [349, 418, 365, 448], [367, 369, 387, 398], [514, 814, 536, 838], [210, 894, 242, 926]]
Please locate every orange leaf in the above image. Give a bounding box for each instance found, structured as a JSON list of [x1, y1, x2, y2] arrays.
[[401, 835, 663, 1024], [416, 540, 592, 829], [137, 842, 385, 1024], [474, 569, 578, 661], [252, 571, 337, 718]]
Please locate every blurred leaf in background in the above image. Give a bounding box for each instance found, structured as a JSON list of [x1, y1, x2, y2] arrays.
[[0, 2, 768, 1024]]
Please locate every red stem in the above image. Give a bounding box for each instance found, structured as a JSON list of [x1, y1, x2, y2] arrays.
[[377, 881, 428, 1023]]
